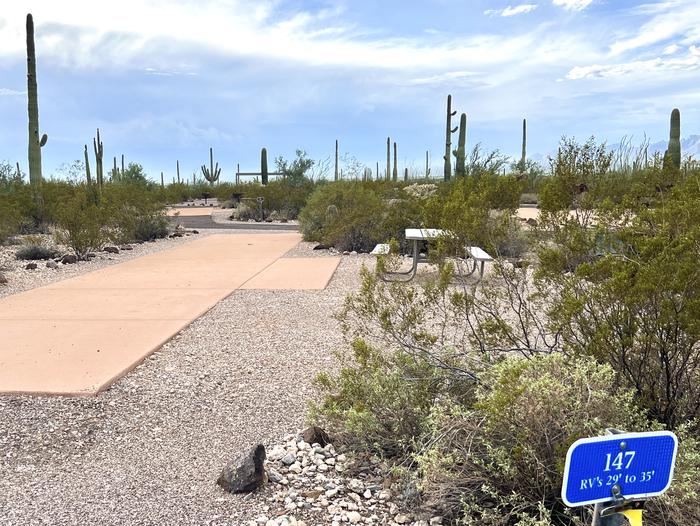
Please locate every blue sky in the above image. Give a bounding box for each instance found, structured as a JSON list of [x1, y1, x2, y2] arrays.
[[0, 0, 698, 182]]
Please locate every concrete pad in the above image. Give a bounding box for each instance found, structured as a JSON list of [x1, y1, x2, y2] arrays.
[[167, 207, 213, 217], [0, 233, 301, 396], [240, 257, 341, 290]]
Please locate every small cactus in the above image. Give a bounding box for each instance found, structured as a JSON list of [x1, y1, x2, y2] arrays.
[[201, 147, 221, 184]]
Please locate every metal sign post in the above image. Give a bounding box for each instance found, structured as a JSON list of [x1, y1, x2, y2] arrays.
[[562, 429, 678, 526]]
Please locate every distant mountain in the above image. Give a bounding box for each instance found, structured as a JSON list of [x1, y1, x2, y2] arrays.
[[647, 135, 700, 159]]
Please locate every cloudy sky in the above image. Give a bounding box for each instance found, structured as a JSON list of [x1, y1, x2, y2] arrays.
[[0, 0, 698, 181]]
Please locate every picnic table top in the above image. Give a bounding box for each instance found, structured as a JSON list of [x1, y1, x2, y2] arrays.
[[405, 228, 448, 240]]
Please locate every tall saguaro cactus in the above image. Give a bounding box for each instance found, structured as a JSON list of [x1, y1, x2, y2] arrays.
[[93, 128, 104, 197], [261, 148, 269, 185], [453, 113, 467, 177], [386, 137, 391, 181], [26, 13, 47, 213], [201, 147, 221, 184], [443, 94, 457, 181], [664, 108, 681, 170], [425, 151, 431, 179], [392, 142, 398, 181], [176, 160, 181, 184]]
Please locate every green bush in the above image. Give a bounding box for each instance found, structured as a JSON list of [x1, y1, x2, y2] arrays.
[[132, 212, 169, 242], [311, 339, 452, 456], [54, 188, 108, 259], [299, 181, 422, 252], [417, 354, 648, 525], [102, 182, 168, 244]]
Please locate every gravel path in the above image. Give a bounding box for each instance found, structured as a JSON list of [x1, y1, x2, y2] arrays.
[[0, 235, 374, 526]]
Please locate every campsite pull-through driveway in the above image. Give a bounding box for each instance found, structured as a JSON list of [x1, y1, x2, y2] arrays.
[[0, 233, 339, 396]]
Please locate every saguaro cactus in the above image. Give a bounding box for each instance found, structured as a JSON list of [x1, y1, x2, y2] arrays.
[[425, 151, 431, 179], [334, 140, 339, 181], [201, 147, 221, 184], [453, 113, 467, 177], [443, 94, 457, 181], [393, 142, 398, 181], [26, 13, 47, 212], [176, 160, 180, 184], [664, 108, 681, 170], [386, 137, 391, 181], [93, 128, 104, 196], [84, 145, 92, 187], [261, 148, 269, 185], [404, 167, 408, 181], [160, 172, 164, 188]]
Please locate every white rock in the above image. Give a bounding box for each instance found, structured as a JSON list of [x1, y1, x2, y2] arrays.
[[429, 518, 443, 525], [363, 489, 372, 499], [346, 511, 362, 524], [394, 514, 410, 524]]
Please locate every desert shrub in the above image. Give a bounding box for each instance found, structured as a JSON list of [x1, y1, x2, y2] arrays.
[[299, 181, 422, 252], [230, 202, 260, 221], [54, 188, 108, 259], [540, 168, 700, 430], [102, 183, 168, 243], [132, 212, 169, 242], [422, 173, 524, 258], [417, 354, 648, 525], [311, 338, 461, 457], [299, 182, 386, 252], [0, 195, 22, 244], [15, 240, 59, 260]]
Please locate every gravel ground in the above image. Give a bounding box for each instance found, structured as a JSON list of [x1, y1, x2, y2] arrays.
[[0, 236, 373, 526]]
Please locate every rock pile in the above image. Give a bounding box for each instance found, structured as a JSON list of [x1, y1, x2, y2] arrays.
[[242, 431, 442, 526]]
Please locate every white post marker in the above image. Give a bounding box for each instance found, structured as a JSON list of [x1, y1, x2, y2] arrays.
[[562, 430, 678, 526]]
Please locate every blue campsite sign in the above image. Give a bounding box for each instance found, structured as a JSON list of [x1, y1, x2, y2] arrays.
[[562, 431, 678, 507]]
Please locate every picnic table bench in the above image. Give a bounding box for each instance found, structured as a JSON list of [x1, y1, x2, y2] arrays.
[[375, 228, 493, 282]]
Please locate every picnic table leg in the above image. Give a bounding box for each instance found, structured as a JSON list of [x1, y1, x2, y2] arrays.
[[380, 239, 419, 282]]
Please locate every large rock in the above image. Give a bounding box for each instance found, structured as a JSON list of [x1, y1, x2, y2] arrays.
[[217, 444, 266, 494], [301, 426, 331, 447], [61, 254, 78, 264], [46, 261, 59, 269], [104, 246, 119, 254], [24, 262, 38, 270], [0, 272, 7, 284]]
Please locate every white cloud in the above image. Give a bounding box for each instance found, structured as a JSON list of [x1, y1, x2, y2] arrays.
[[485, 4, 538, 17], [610, 0, 700, 55], [0, 88, 24, 96], [552, 0, 593, 11], [566, 46, 700, 79], [663, 43, 680, 55], [0, 0, 589, 75]]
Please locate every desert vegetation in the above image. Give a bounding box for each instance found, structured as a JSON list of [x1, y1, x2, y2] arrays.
[[4, 12, 700, 526]]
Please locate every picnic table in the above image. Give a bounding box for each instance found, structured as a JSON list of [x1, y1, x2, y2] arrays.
[[376, 228, 493, 282]]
